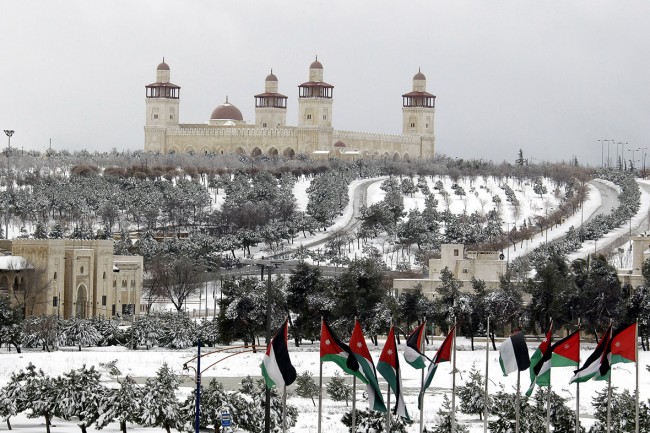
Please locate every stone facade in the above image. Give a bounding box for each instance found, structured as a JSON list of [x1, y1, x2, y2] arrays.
[[393, 244, 508, 298], [0, 239, 143, 319], [144, 58, 436, 160]]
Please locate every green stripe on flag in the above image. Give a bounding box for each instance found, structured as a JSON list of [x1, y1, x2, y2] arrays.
[[551, 352, 578, 368]]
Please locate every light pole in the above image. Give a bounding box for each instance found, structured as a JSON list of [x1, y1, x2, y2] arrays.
[[240, 257, 298, 433], [599, 140, 604, 168], [3, 130, 13, 239]]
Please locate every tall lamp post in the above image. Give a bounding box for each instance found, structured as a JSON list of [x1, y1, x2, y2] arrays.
[[240, 257, 298, 433], [3, 130, 13, 239]]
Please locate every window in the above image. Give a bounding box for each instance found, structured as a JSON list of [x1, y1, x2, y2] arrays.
[[410, 122, 416, 128], [53, 296, 58, 307], [80, 266, 84, 274], [112, 305, 116, 316], [169, 114, 174, 120], [103, 271, 106, 280], [113, 280, 117, 288], [53, 272, 57, 280], [462, 268, 469, 274], [323, 115, 327, 120], [307, 114, 312, 120], [153, 114, 158, 120], [263, 122, 267, 127], [102, 295, 107, 306], [454, 249, 459, 257]]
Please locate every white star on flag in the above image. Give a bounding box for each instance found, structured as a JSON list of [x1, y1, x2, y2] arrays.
[[387, 349, 393, 355], [615, 342, 621, 347], [356, 342, 362, 348], [325, 339, 331, 345], [564, 344, 570, 349]]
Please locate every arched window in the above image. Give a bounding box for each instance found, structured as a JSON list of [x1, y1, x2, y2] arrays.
[[80, 266, 84, 274], [103, 271, 106, 280]]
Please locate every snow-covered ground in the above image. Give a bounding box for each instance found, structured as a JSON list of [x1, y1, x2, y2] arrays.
[[1, 338, 647, 432]]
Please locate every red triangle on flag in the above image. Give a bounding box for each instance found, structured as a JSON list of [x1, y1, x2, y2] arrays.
[[552, 330, 580, 363], [320, 320, 344, 358], [434, 326, 455, 364], [350, 320, 372, 360], [379, 326, 398, 369], [611, 323, 637, 363]]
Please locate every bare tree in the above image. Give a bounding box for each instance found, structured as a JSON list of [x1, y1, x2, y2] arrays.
[[6, 261, 51, 317], [148, 256, 203, 312]]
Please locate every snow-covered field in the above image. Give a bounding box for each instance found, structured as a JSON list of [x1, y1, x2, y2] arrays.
[[1, 338, 647, 432]]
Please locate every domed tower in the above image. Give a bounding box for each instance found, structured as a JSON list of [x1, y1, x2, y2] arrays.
[[144, 58, 181, 152], [209, 97, 245, 126], [402, 68, 435, 136], [298, 57, 334, 128], [254, 70, 288, 128]]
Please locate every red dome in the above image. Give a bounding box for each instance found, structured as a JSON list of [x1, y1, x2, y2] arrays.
[[266, 72, 278, 82], [413, 70, 426, 80], [310, 59, 323, 69], [210, 101, 243, 121], [334, 140, 346, 148], [157, 59, 170, 71]]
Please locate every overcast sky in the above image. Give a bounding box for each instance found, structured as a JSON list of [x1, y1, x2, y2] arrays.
[[2, 1, 649, 166]]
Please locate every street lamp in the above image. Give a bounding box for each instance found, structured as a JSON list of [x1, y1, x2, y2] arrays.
[[3, 130, 13, 155], [240, 257, 298, 433]]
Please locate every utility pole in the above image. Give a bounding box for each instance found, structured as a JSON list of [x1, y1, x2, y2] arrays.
[[3, 130, 14, 239]]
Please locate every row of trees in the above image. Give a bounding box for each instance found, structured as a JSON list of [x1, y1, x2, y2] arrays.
[[0, 362, 293, 433]]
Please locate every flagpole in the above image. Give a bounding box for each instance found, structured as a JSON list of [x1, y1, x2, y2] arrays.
[[606, 373, 611, 433], [282, 385, 287, 433], [451, 321, 457, 433], [318, 318, 323, 433], [546, 319, 552, 433], [352, 376, 357, 432], [352, 316, 357, 433], [635, 319, 639, 433], [419, 318, 426, 433], [576, 319, 581, 433], [386, 320, 392, 433], [515, 370, 520, 433], [483, 317, 489, 433]]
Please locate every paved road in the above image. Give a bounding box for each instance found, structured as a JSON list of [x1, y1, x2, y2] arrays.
[[585, 179, 620, 224]]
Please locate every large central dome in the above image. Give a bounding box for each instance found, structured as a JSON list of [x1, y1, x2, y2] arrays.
[[210, 99, 243, 121]]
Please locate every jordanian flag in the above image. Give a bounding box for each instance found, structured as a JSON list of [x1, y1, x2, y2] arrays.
[[419, 325, 454, 407], [320, 319, 361, 378], [349, 320, 387, 413], [610, 323, 637, 365], [404, 322, 427, 369], [261, 320, 297, 389], [499, 331, 530, 376], [551, 329, 580, 368], [570, 326, 611, 384], [377, 326, 410, 421], [526, 323, 553, 396], [595, 323, 637, 381]]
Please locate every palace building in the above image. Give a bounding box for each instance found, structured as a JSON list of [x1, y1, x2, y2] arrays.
[[144, 58, 436, 160]]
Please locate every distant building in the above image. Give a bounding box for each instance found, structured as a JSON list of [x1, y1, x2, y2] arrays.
[[617, 234, 650, 288], [144, 58, 436, 160], [393, 244, 507, 297], [0, 239, 143, 319]]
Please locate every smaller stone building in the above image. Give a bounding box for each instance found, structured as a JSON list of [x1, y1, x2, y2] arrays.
[[617, 234, 650, 288], [393, 244, 507, 297], [0, 239, 143, 319]]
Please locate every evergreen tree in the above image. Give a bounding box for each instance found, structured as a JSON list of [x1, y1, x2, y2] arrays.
[[97, 375, 142, 433], [48, 223, 64, 239], [239, 376, 298, 433], [13, 363, 60, 433], [428, 394, 469, 433], [533, 178, 548, 198], [59, 317, 102, 350], [0, 294, 24, 353], [326, 372, 353, 406], [33, 222, 48, 239], [590, 388, 650, 433], [457, 364, 490, 420], [57, 365, 106, 433], [342, 409, 408, 432], [295, 371, 319, 406], [516, 149, 525, 166], [139, 363, 182, 433], [0, 374, 20, 430]]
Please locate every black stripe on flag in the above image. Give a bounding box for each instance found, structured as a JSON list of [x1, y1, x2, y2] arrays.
[[271, 322, 297, 386], [511, 331, 531, 371]]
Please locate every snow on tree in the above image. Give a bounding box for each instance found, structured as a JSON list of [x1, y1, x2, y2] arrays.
[[428, 394, 469, 433], [21, 315, 58, 351], [0, 373, 20, 430], [58, 317, 102, 350], [342, 409, 408, 432], [12, 363, 60, 433], [96, 375, 143, 433], [239, 376, 297, 433], [57, 365, 106, 433], [295, 371, 319, 406], [326, 371, 353, 406], [457, 363, 490, 420], [590, 388, 649, 433], [139, 363, 182, 433], [0, 294, 24, 353]]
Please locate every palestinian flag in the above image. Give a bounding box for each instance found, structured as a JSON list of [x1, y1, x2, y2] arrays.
[[419, 325, 454, 407], [551, 330, 580, 368], [499, 331, 530, 376], [610, 323, 637, 365], [320, 320, 361, 378], [260, 320, 297, 389], [377, 326, 410, 421], [404, 322, 427, 369], [349, 320, 387, 413], [570, 326, 611, 384], [526, 324, 553, 396]]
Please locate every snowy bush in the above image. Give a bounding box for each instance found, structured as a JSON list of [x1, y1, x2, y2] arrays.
[[590, 387, 650, 433], [326, 371, 353, 406], [342, 408, 408, 432], [457, 363, 490, 420]]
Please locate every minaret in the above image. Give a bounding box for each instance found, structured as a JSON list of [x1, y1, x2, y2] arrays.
[[254, 70, 288, 128], [144, 58, 180, 152], [298, 56, 334, 128], [402, 68, 435, 136]]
